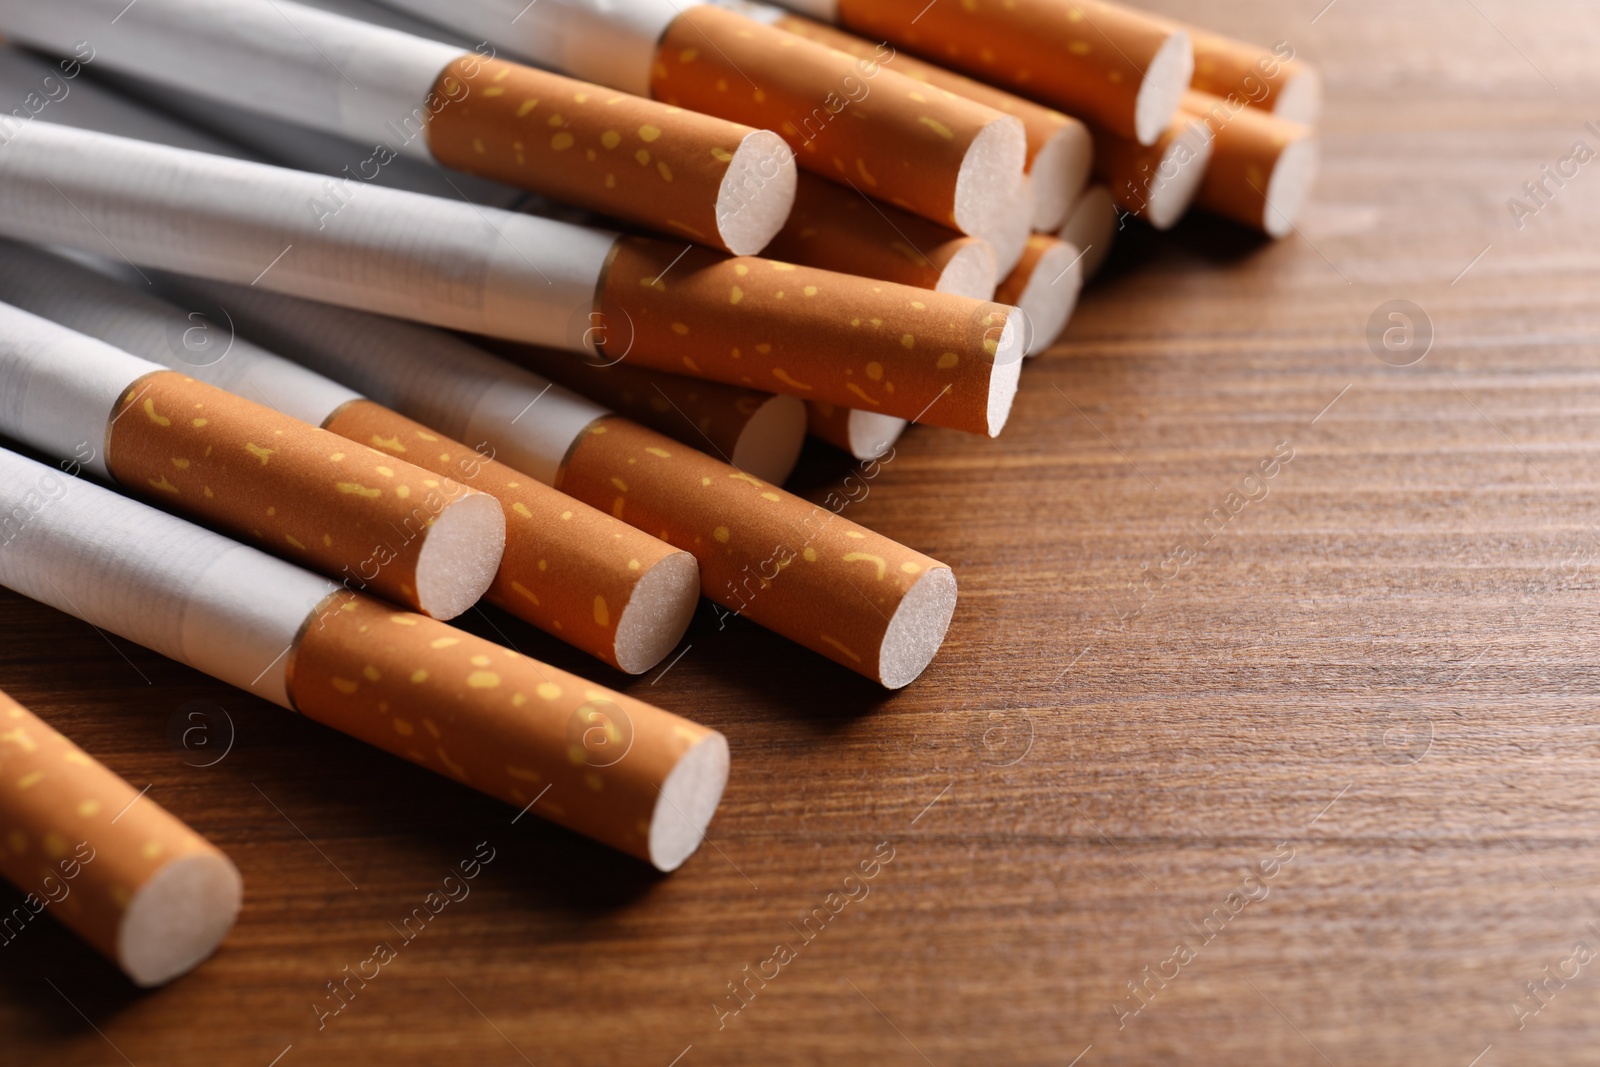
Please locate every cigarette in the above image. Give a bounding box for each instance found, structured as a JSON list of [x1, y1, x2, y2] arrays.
[[0, 687, 241, 986], [379, 0, 1028, 242], [763, 5, 1093, 230], [599, 236, 1023, 436], [0, 239, 698, 675], [1092, 113, 1215, 230], [0, 447, 730, 871], [1178, 91, 1320, 238], [800, 0, 1193, 146], [1182, 26, 1322, 125], [995, 234, 1083, 357], [144, 280, 961, 689], [1057, 184, 1118, 281], [0, 0, 796, 255], [0, 299, 504, 619], [0, 123, 1024, 437], [760, 174, 999, 299], [806, 402, 909, 461], [485, 344, 808, 486]]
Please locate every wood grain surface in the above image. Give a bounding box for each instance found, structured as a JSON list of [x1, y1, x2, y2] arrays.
[[5, 1, 1600, 1063]]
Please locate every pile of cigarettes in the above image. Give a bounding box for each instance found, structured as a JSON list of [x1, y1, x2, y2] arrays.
[[0, 0, 1319, 984]]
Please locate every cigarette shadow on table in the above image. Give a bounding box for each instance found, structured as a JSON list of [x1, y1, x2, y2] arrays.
[[1097, 213, 1275, 283]]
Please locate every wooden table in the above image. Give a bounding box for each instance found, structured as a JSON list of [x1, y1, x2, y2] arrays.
[[6, 2, 1600, 1062]]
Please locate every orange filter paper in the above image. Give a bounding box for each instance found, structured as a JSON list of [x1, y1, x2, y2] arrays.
[[835, 0, 1179, 142], [597, 236, 1018, 435], [426, 54, 769, 253], [760, 174, 997, 296], [556, 417, 951, 686], [105, 371, 497, 616], [323, 400, 693, 673], [650, 4, 1014, 234], [288, 595, 724, 867], [775, 13, 1091, 200], [1179, 91, 1316, 235], [0, 688, 239, 985]]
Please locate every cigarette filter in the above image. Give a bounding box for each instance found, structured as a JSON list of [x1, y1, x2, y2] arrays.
[[995, 234, 1082, 356], [0, 123, 1023, 436], [1057, 183, 1118, 281], [762, 6, 1093, 230], [809, 0, 1192, 146], [377, 0, 1027, 241], [0, 687, 241, 986], [805, 402, 908, 461], [0, 240, 697, 674], [0, 448, 729, 871], [150, 281, 961, 688], [1183, 26, 1322, 125], [1093, 113, 1214, 231], [760, 174, 999, 300], [1179, 90, 1319, 238], [0, 300, 504, 619], [599, 236, 1023, 436], [0, 0, 795, 254], [486, 344, 807, 485]]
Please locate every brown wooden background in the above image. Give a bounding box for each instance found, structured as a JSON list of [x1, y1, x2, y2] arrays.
[[6, 1, 1600, 1062]]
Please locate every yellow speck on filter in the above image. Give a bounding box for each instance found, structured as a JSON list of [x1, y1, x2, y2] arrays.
[[866, 361, 885, 381], [593, 596, 610, 627], [729, 286, 743, 304], [516, 99, 539, 117], [395, 485, 411, 500], [470, 654, 491, 668], [711, 147, 733, 162], [110, 885, 132, 909], [510, 580, 540, 606], [843, 552, 888, 580], [245, 442, 274, 464], [410, 669, 429, 683], [140, 840, 164, 860], [901, 334, 917, 349], [286, 534, 306, 550], [551, 132, 575, 150], [332, 677, 359, 694], [390, 615, 418, 625], [819, 634, 863, 662], [771, 263, 795, 272], [670, 323, 689, 336], [512, 501, 533, 518], [547, 113, 564, 127], [700, 477, 712, 487], [610, 477, 629, 492], [627, 559, 641, 570], [760, 492, 780, 502], [337, 482, 381, 497], [639, 124, 662, 141], [43, 832, 68, 858], [192, 417, 208, 428], [147, 475, 180, 494], [658, 161, 674, 181], [636, 149, 650, 165], [772, 368, 814, 391], [938, 352, 961, 369], [536, 683, 563, 702], [76, 799, 100, 818], [370, 434, 406, 452], [170, 456, 190, 469], [423, 719, 442, 739], [142, 397, 171, 426], [605, 174, 616, 188], [394, 719, 415, 736], [472, 137, 486, 155], [846, 383, 880, 406], [733, 263, 749, 276], [803, 547, 818, 562], [600, 129, 622, 149], [567, 745, 589, 766], [846, 530, 866, 539], [430, 637, 460, 649], [16, 771, 43, 789], [713, 526, 730, 544], [917, 116, 955, 140], [911, 301, 926, 310], [329, 452, 345, 461]]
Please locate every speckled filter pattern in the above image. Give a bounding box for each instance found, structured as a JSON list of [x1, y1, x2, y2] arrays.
[[287, 595, 716, 865], [556, 416, 948, 682], [323, 400, 685, 671], [599, 236, 1011, 434], [427, 54, 755, 252], [650, 4, 998, 231], [0, 687, 225, 970], [105, 371, 477, 614]]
